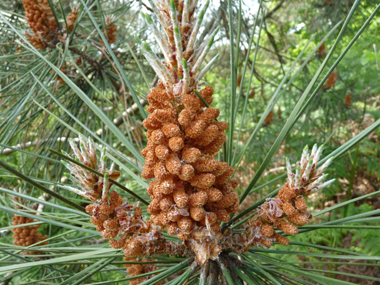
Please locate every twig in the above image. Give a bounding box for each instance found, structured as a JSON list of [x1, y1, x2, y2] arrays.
[[208, 260, 219, 285], [200, 260, 210, 284], [139, 0, 153, 12], [263, 22, 285, 74], [257, 44, 296, 61], [264, 0, 286, 20], [0, 137, 78, 156], [217, 254, 241, 284], [69, 47, 101, 68]]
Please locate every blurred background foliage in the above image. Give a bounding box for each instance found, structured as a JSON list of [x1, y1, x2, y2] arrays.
[[1, 0, 380, 283]]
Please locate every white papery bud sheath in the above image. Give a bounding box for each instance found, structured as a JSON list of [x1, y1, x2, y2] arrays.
[[286, 157, 293, 187]]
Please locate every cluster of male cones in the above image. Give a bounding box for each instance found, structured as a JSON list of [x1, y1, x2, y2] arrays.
[[137, 0, 240, 264], [264, 110, 275, 126], [62, 0, 335, 283], [125, 261, 162, 285], [11, 199, 48, 255], [344, 91, 352, 108], [63, 138, 188, 283], [221, 145, 335, 251], [317, 44, 341, 91], [22, 1, 116, 86], [322, 69, 338, 90], [23, 0, 116, 49], [142, 81, 239, 265], [100, 15, 117, 44], [23, 0, 58, 50]]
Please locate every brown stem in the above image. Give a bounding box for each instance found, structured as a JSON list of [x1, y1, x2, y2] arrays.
[[69, 47, 100, 68], [263, 23, 285, 75], [138, 0, 153, 12], [200, 260, 210, 284], [188, 261, 200, 281], [208, 260, 219, 285], [220, 254, 242, 284], [264, 0, 286, 20]]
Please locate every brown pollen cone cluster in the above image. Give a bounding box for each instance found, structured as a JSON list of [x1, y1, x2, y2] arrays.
[[51, 64, 68, 86], [66, 5, 79, 34], [344, 92, 352, 108], [65, 138, 188, 284], [221, 145, 335, 252], [240, 184, 311, 251], [23, 0, 58, 50], [125, 259, 163, 285], [82, 172, 187, 259], [12, 214, 48, 255], [264, 110, 274, 126], [141, 81, 240, 265], [100, 16, 117, 44], [316, 42, 327, 58], [322, 69, 338, 90]]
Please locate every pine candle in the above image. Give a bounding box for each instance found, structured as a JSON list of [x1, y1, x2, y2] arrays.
[[138, 0, 240, 265]]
